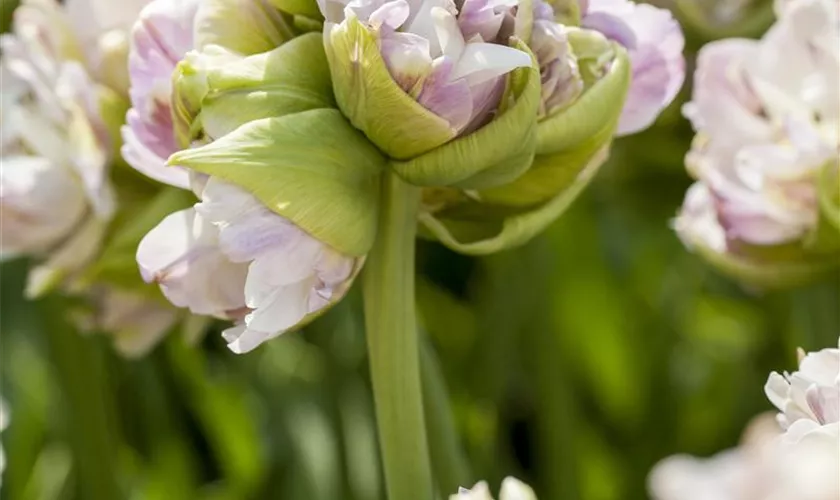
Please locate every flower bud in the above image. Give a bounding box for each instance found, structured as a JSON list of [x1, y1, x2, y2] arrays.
[[453, 477, 538, 500], [321, 0, 542, 188], [674, 0, 839, 288]]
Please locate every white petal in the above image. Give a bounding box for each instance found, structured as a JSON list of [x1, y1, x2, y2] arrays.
[[450, 42, 532, 87]]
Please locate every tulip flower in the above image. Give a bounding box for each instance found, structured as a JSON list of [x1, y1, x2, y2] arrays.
[[453, 477, 537, 500], [125, 0, 375, 353], [579, 0, 685, 135], [321, 0, 543, 188], [674, 0, 839, 288], [649, 339, 840, 500]]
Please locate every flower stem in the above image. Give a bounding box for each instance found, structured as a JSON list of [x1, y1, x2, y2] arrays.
[[363, 172, 433, 500]]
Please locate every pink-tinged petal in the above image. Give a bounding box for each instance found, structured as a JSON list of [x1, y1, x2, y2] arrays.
[[683, 39, 768, 146], [369, 0, 411, 29], [404, 0, 457, 57], [673, 183, 728, 253], [244, 275, 314, 332], [582, 0, 685, 135], [379, 30, 434, 91], [65, 0, 151, 46], [416, 58, 474, 132], [124, 0, 200, 188], [136, 208, 248, 317], [120, 120, 191, 188], [457, 0, 517, 42], [98, 288, 179, 357]]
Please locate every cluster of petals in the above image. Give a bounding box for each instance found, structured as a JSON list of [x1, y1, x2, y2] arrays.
[[454, 477, 537, 500], [319, 0, 533, 135], [0, 0, 127, 294], [675, 0, 838, 253], [649, 339, 840, 500]]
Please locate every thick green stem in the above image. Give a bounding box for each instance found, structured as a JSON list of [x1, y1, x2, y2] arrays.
[[421, 339, 472, 496], [363, 172, 433, 500]]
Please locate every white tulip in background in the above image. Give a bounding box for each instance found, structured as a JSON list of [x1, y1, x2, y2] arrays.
[[649, 338, 840, 500]]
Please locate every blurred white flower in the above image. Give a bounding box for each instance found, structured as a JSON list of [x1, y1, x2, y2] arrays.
[[580, 0, 686, 134], [93, 287, 181, 357], [649, 340, 840, 500], [0, 1, 117, 295], [765, 342, 840, 428], [675, 0, 838, 252], [453, 477, 538, 500], [137, 177, 358, 354]]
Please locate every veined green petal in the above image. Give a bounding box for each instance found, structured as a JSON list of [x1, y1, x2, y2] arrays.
[[195, 0, 297, 55], [324, 16, 455, 159], [536, 44, 630, 155], [198, 33, 335, 138], [267, 0, 323, 21], [169, 109, 385, 256], [418, 146, 607, 255], [391, 39, 541, 189]]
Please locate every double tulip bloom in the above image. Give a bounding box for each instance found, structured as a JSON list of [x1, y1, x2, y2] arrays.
[[674, 0, 839, 288], [124, 0, 683, 353]]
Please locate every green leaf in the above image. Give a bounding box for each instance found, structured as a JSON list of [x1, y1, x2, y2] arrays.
[[324, 16, 455, 159], [169, 108, 385, 256], [536, 44, 630, 155], [390, 39, 541, 189], [418, 146, 608, 254], [194, 0, 297, 55], [199, 33, 335, 138]]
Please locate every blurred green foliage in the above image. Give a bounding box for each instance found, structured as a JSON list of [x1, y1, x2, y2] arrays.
[[1, 0, 838, 499]]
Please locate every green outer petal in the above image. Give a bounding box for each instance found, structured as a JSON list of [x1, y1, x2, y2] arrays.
[[419, 146, 607, 255], [536, 44, 630, 155], [199, 33, 335, 138], [324, 16, 455, 159], [690, 242, 840, 290], [391, 39, 541, 189], [195, 0, 297, 55], [169, 109, 385, 257], [267, 0, 323, 20]]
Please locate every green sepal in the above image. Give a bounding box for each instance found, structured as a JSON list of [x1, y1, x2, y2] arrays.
[[537, 43, 630, 155], [197, 33, 336, 138], [267, 0, 323, 21], [194, 0, 297, 55], [548, 0, 582, 26], [418, 146, 607, 255], [324, 15, 455, 159], [81, 188, 196, 299], [390, 39, 541, 189], [168, 108, 385, 257]]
